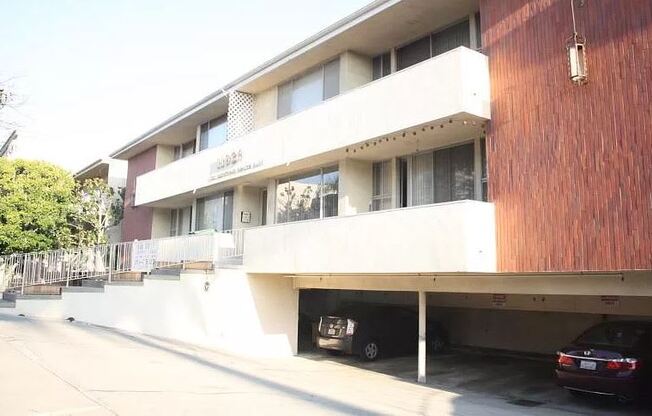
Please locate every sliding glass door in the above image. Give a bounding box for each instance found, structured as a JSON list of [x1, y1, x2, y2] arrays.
[[410, 142, 475, 206], [196, 190, 234, 232]]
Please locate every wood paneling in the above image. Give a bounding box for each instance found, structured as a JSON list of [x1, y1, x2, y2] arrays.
[[480, 0, 652, 271], [122, 147, 157, 242]]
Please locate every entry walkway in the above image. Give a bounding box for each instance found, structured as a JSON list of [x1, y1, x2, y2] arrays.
[[0, 315, 645, 416]]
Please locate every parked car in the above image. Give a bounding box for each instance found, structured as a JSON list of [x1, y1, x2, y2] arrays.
[[556, 321, 652, 402], [317, 304, 447, 361]]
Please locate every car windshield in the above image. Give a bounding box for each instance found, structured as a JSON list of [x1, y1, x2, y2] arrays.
[[575, 323, 648, 348]]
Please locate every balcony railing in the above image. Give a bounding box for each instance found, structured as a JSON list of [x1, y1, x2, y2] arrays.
[[0, 230, 245, 293], [135, 47, 490, 206]]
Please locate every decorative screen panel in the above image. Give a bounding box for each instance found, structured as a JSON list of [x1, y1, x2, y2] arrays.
[[227, 91, 254, 140]]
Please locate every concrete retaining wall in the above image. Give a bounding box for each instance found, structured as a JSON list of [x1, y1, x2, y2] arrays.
[[0, 270, 298, 357]]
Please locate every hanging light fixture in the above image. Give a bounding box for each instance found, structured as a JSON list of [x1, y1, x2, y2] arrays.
[[567, 0, 588, 85]]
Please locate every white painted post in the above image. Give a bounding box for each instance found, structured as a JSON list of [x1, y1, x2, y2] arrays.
[[108, 246, 113, 283], [418, 290, 427, 383]]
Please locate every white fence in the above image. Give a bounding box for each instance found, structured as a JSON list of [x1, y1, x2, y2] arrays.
[[0, 230, 245, 293]]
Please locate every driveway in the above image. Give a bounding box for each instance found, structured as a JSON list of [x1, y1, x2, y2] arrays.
[[0, 315, 648, 416]]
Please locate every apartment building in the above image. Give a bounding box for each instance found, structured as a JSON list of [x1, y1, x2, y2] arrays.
[[6, 0, 649, 383]]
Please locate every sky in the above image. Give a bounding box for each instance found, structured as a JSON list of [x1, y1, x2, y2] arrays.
[[0, 0, 370, 172]]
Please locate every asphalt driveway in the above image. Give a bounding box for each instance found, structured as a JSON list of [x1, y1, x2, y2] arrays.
[[0, 314, 648, 415]]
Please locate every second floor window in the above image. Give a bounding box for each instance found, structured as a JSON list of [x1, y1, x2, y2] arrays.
[[277, 59, 340, 119], [174, 140, 195, 160], [411, 142, 475, 206], [199, 116, 228, 151], [196, 190, 234, 232], [397, 19, 470, 71], [276, 166, 339, 223]]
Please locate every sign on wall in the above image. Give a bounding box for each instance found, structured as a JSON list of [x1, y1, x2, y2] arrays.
[[208, 149, 263, 181], [131, 240, 158, 272]]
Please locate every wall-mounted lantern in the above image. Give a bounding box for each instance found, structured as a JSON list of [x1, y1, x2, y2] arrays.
[[567, 0, 588, 85], [567, 34, 588, 85]]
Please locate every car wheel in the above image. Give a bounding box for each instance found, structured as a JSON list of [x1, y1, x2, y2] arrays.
[[361, 340, 380, 361]]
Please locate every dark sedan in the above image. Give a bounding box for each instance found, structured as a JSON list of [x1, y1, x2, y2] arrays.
[[556, 321, 652, 402], [316, 304, 447, 361]]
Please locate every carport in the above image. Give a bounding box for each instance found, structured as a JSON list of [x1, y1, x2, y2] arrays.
[[294, 271, 652, 384]]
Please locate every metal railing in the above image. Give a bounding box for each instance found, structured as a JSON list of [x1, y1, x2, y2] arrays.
[[0, 230, 246, 293]]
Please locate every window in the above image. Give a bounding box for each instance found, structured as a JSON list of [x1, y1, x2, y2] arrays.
[[196, 190, 234, 231], [372, 51, 392, 80], [372, 160, 392, 211], [199, 116, 228, 151], [261, 189, 268, 226], [277, 59, 340, 118], [276, 166, 339, 223], [397, 19, 471, 71], [173, 140, 196, 161], [481, 138, 488, 201], [411, 143, 475, 206], [474, 12, 482, 49], [169, 206, 192, 236]]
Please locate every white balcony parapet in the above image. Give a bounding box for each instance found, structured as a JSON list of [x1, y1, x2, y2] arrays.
[[136, 47, 490, 206], [243, 200, 496, 275]]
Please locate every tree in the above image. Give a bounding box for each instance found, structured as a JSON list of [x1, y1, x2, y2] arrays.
[[0, 159, 77, 254], [71, 178, 123, 246]]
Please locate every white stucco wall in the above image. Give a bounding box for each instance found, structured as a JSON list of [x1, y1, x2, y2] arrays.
[[340, 51, 372, 93], [151, 208, 172, 238], [233, 185, 264, 229], [244, 200, 496, 274], [0, 270, 299, 358], [253, 86, 278, 130], [338, 158, 373, 215]]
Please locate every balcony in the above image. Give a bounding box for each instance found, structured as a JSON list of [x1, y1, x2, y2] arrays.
[[135, 47, 490, 206], [242, 201, 496, 275]]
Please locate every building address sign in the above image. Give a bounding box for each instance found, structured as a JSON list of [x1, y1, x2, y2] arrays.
[[209, 149, 263, 181]]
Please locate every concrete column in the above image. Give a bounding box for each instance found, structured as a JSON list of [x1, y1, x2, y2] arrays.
[[418, 290, 427, 383]]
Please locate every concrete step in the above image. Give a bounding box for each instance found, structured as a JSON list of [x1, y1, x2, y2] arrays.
[[105, 281, 144, 287], [82, 279, 106, 288], [23, 285, 63, 296], [15, 294, 62, 300], [156, 261, 214, 271], [61, 286, 104, 293], [3, 292, 17, 302]]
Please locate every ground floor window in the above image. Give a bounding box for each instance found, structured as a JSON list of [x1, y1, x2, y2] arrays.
[[196, 190, 234, 231], [276, 166, 338, 223], [411, 142, 475, 206], [169, 206, 192, 236]]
